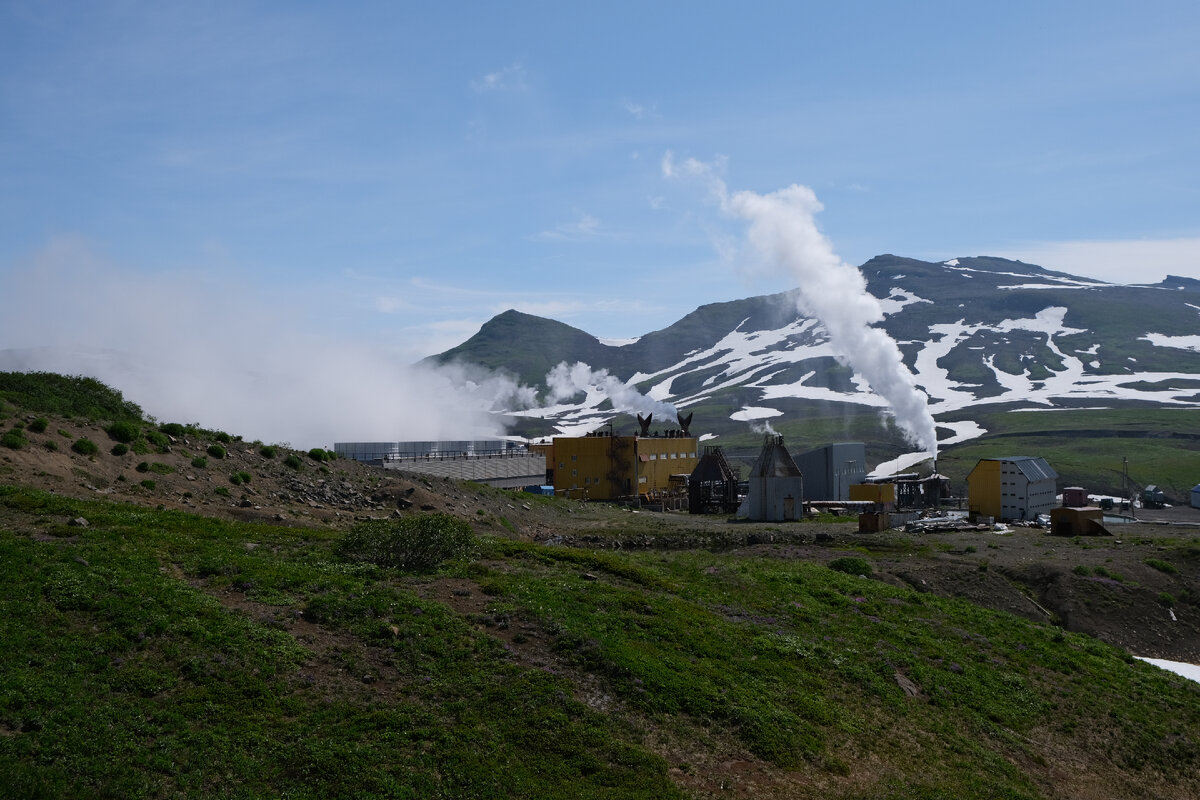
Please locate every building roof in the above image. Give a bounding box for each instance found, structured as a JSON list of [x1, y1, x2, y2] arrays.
[[751, 436, 802, 478], [972, 456, 1058, 482]]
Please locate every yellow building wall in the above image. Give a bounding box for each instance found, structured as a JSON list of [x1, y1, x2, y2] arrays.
[[551, 435, 698, 500], [967, 460, 1003, 518], [849, 483, 895, 503], [636, 438, 699, 497]]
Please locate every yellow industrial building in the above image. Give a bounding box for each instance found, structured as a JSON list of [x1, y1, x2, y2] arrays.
[[967, 456, 1057, 521], [548, 432, 698, 500]]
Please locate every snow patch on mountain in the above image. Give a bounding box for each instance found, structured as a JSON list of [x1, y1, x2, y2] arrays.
[[879, 287, 934, 315], [1142, 333, 1200, 352], [730, 406, 783, 422]]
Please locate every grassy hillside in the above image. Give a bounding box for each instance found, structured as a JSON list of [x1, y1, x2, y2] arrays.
[[936, 408, 1200, 500], [2, 486, 1198, 799], [2, 372, 1199, 798]]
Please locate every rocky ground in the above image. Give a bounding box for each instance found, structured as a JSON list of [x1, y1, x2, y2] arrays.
[[3, 411, 1197, 665]]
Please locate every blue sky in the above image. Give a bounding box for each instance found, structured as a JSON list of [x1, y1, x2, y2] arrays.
[[3, 0, 1199, 361]]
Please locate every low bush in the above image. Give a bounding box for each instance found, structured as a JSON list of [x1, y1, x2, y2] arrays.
[[28, 417, 49, 433], [308, 448, 331, 463], [145, 430, 170, 452], [1158, 592, 1176, 608], [259, 445, 277, 459], [338, 513, 476, 572], [71, 437, 99, 456], [140, 479, 156, 490], [43, 440, 57, 452], [159, 422, 186, 437], [207, 444, 226, 459], [106, 420, 141, 444], [827, 556, 873, 577], [1144, 558, 1178, 575], [284, 454, 303, 470], [111, 443, 128, 456], [1, 429, 26, 450], [214, 431, 231, 444], [229, 471, 252, 486], [192, 456, 208, 469], [136, 462, 150, 473]]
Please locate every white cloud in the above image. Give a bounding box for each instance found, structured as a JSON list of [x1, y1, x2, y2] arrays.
[[621, 98, 658, 119], [471, 63, 528, 92], [992, 238, 1200, 285], [531, 213, 601, 242]]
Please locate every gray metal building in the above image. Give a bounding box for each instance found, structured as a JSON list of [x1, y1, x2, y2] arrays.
[[334, 440, 544, 489], [794, 442, 867, 501]]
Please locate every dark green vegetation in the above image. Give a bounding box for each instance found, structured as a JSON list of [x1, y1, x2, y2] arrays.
[[1, 486, 1197, 799], [338, 513, 476, 571], [0, 372, 144, 422], [0, 488, 683, 800]]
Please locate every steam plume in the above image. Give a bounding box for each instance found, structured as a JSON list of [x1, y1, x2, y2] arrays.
[[664, 153, 937, 457], [0, 238, 534, 448], [545, 361, 678, 419]]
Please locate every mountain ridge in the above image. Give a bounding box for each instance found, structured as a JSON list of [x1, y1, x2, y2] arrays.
[[433, 254, 1200, 454]]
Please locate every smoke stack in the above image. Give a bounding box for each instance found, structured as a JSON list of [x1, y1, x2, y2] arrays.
[[637, 413, 653, 436]]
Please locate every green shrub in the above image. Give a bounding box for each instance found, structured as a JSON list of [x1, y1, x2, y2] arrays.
[[106, 420, 140, 444], [827, 556, 873, 577], [145, 430, 170, 452], [191, 456, 208, 469], [139, 479, 156, 490], [259, 445, 277, 459], [159, 422, 186, 437], [284, 454, 303, 470], [0, 372, 143, 421], [111, 443, 128, 456], [149, 463, 174, 475], [1158, 592, 1176, 608], [214, 431, 231, 444], [308, 448, 331, 462], [229, 471, 252, 486], [28, 417, 48, 433], [214, 486, 230, 497], [1144, 558, 1178, 575], [135, 462, 150, 473], [1, 430, 26, 450], [1072, 565, 1091, 576], [43, 440, 57, 452], [207, 444, 226, 459], [338, 513, 476, 572], [71, 437, 99, 456]]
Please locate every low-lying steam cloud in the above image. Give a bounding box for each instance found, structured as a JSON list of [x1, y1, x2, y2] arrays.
[[544, 361, 678, 419], [0, 238, 535, 448], [664, 153, 938, 458]]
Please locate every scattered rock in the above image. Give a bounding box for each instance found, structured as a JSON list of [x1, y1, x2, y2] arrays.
[[894, 672, 921, 697], [69, 517, 89, 528]]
